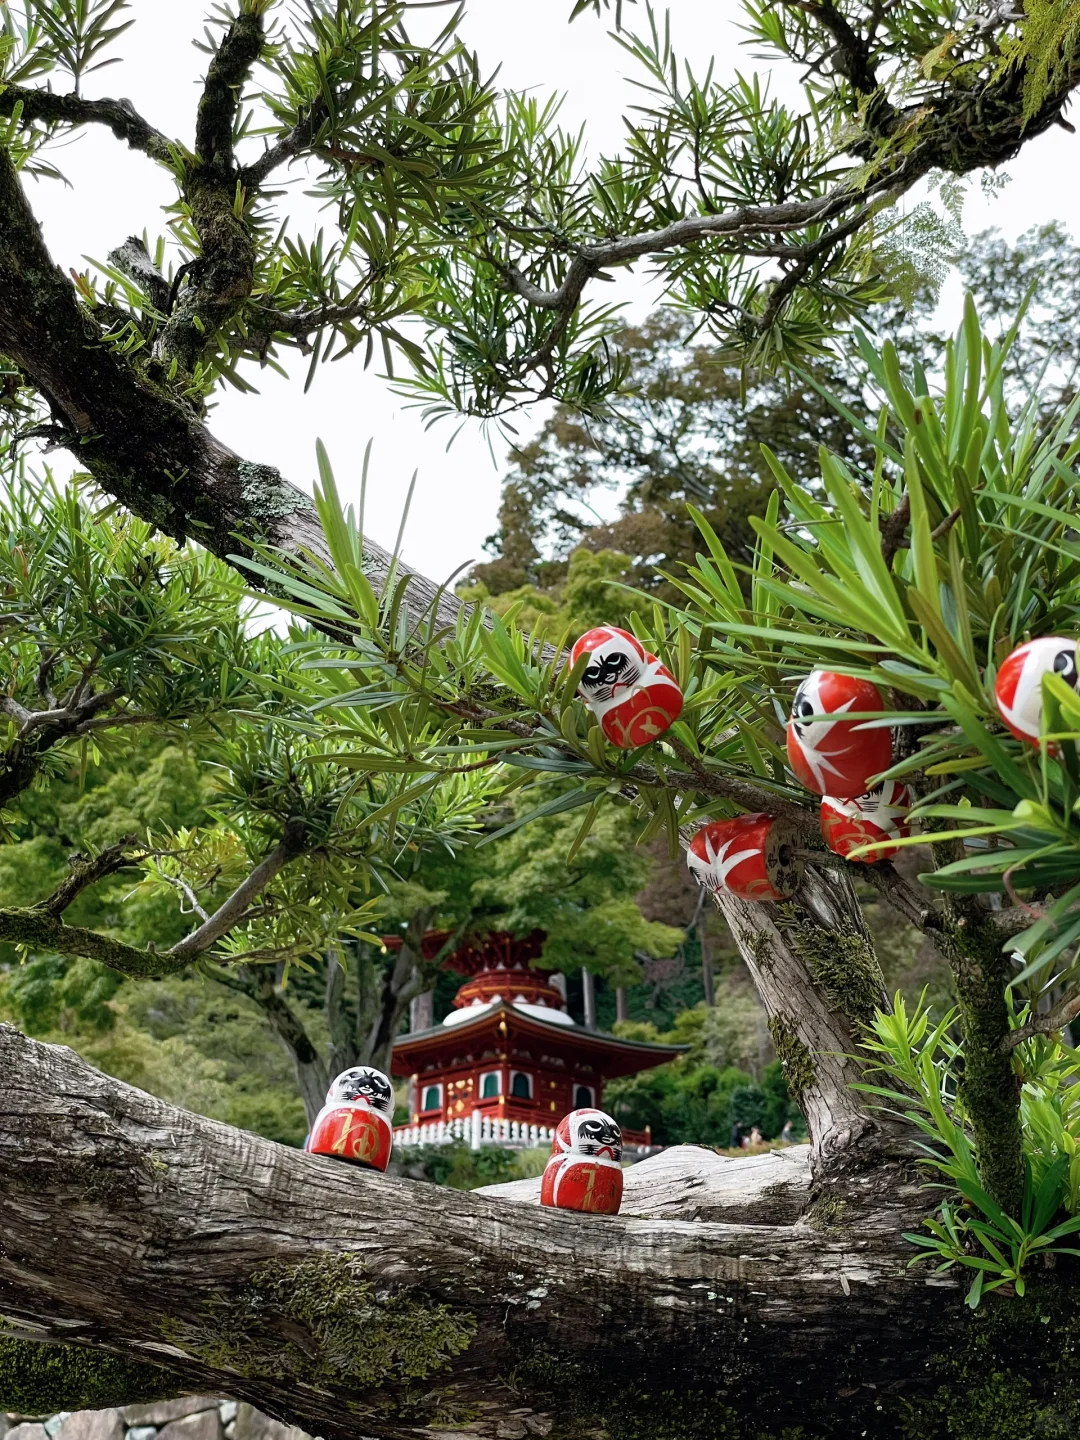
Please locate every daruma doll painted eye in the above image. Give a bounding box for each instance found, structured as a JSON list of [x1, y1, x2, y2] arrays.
[[570, 625, 683, 749], [994, 637, 1080, 745], [541, 1108, 624, 1215], [686, 813, 801, 902], [820, 781, 912, 863], [786, 670, 892, 799], [305, 1066, 394, 1172]]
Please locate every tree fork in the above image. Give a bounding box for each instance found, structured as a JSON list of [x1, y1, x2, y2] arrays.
[[0, 146, 463, 631]]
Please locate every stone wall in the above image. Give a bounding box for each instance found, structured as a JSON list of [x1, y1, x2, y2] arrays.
[[1, 1397, 313, 1440]]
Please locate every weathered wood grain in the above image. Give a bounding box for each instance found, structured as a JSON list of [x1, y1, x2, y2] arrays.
[[0, 1026, 954, 1440]]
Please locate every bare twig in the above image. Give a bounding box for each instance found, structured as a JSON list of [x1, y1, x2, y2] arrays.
[[240, 107, 322, 189], [879, 493, 911, 568], [929, 505, 963, 543], [779, 0, 889, 100], [35, 836, 145, 917], [1001, 986, 1080, 1051]]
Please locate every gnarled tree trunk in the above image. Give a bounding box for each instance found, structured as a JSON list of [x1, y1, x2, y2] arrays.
[[710, 863, 901, 1175]]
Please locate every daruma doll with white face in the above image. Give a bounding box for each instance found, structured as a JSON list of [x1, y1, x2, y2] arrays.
[[570, 625, 683, 749], [541, 1108, 624, 1215], [305, 1065, 395, 1173], [994, 637, 1080, 745], [786, 670, 892, 799]]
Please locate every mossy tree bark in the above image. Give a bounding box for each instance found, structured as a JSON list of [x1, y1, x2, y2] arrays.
[[709, 863, 904, 1177], [934, 906, 1025, 1217]]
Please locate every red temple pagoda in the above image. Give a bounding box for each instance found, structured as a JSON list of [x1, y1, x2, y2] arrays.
[[389, 930, 683, 1151]]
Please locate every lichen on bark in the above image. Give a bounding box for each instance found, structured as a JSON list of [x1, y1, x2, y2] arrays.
[[237, 461, 315, 524], [937, 911, 1024, 1217], [162, 1254, 475, 1392]]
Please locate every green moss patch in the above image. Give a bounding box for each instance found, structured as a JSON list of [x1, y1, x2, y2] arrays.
[[167, 1252, 474, 1391], [0, 1336, 178, 1415]]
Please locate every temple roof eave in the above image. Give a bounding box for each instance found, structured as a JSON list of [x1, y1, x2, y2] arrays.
[[390, 999, 687, 1078]]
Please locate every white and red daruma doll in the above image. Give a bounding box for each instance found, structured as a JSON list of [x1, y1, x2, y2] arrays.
[[786, 670, 892, 799], [686, 813, 801, 902], [571, 625, 683, 749], [305, 1066, 394, 1173], [994, 637, 1080, 745], [540, 1108, 624, 1215], [821, 781, 912, 863]]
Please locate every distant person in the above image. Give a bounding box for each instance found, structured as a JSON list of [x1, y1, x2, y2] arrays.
[[729, 1120, 745, 1149], [749, 1126, 763, 1147], [781, 1120, 794, 1145]]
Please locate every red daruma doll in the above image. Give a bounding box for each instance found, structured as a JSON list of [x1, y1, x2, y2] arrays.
[[571, 625, 683, 749], [786, 670, 892, 799], [541, 1109, 624, 1215], [686, 813, 801, 902], [820, 781, 912, 863], [994, 637, 1080, 745], [305, 1066, 394, 1173]]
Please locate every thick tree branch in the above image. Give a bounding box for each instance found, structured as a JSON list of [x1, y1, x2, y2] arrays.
[[0, 1024, 951, 1440], [0, 906, 177, 977], [0, 830, 306, 979], [158, 13, 265, 373], [0, 145, 462, 634], [167, 824, 307, 963], [195, 13, 264, 171], [36, 836, 144, 917], [0, 85, 173, 162]]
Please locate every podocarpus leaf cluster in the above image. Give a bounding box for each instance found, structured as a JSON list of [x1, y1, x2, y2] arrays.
[[4, 2, 1080, 1437]]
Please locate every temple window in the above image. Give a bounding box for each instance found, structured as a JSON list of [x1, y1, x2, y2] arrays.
[[574, 1084, 596, 1108], [509, 1070, 532, 1099], [421, 1083, 443, 1112], [479, 1070, 501, 1099]]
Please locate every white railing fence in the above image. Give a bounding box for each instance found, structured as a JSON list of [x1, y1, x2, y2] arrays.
[[394, 1112, 556, 1152]]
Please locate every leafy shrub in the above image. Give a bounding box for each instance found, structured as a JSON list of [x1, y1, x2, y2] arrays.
[[858, 994, 1080, 1305]]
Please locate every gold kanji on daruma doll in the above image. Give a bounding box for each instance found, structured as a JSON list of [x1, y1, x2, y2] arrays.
[[570, 625, 683, 749], [305, 1066, 394, 1172], [820, 781, 912, 863], [540, 1108, 624, 1215]]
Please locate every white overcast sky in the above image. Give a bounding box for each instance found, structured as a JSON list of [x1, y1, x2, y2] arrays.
[[20, 0, 1080, 581]]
